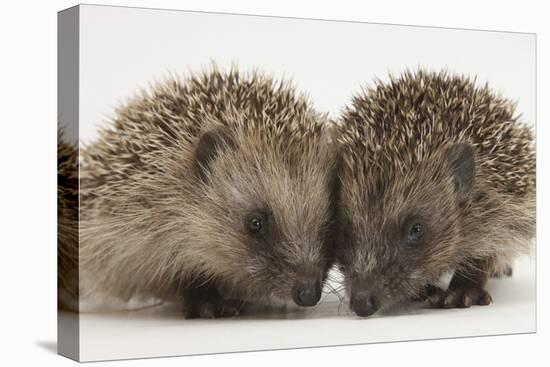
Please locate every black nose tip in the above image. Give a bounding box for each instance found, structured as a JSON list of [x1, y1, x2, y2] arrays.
[[350, 289, 380, 317], [292, 279, 322, 307]]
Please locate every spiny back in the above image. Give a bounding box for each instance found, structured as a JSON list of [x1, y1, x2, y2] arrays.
[[86, 67, 324, 155], [337, 70, 535, 196], [81, 68, 329, 200], [58, 128, 78, 215], [58, 128, 79, 309]]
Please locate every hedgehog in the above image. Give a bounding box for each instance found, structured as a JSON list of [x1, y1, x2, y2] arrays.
[[71, 67, 339, 318], [58, 128, 79, 311], [334, 69, 535, 317]]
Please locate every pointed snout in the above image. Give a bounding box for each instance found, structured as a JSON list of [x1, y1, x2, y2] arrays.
[[350, 289, 381, 317], [292, 278, 322, 307]]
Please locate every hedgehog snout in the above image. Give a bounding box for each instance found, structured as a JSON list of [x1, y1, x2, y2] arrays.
[[291, 277, 322, 307], [349, 287, 381, 317]]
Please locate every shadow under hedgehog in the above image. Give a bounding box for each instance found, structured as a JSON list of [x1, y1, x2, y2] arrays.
[[334, 70, 535, 317], [65, 67, 339, 318]]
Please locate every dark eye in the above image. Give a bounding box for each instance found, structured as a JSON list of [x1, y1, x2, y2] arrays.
[[245, 210, 271, 239], [248, 217, 263, 234], [407, 223, 424, 242]]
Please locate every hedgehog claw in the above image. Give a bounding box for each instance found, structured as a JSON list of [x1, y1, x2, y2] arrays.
[[182, 283, 246, 319], [426, 285, 492, 309], [198, 302, 217, 319]]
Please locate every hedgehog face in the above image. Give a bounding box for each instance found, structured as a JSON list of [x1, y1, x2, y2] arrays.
[[335, 143, 475, 316], [188, 127, 337, 307]]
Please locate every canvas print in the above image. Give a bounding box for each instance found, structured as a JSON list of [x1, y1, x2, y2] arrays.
[[58, 4, 536, 362]]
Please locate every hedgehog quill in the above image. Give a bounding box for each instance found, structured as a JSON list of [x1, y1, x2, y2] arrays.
[[335, 70, 535, 317], [63, 68, 339, 318], [58, 128, 79, 311]]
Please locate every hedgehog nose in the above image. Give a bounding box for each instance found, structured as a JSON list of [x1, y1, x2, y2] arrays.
[[350, 289, 380, 317], [292, 278, 322, 307]]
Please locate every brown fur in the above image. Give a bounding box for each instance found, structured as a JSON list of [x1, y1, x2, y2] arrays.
[[335, 70, 535, 316], [71, 67, 338, 316], [58, 128, 79, 310]]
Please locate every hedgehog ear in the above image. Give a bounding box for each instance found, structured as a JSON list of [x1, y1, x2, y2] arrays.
[[445, 143, 475, 204], [193, 127, 235, 181]]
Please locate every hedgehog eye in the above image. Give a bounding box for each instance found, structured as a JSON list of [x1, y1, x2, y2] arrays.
[[248, 218, 263, 234], [245, 212, 268, 237], [406, 223, 424, 243]]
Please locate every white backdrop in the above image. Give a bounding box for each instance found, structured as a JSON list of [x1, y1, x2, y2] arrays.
[[79, 5, 535, 142], [0, 1, 547, 367]]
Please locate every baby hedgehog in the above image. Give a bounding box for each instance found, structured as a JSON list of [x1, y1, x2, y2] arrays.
[[335, 70, 535, 317], [75, 68, 339, 318]]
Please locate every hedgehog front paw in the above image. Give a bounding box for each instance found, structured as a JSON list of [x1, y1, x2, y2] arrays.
[[426, 285, 492, 308], [183, 298, 244, 319], [182, 286, 245, 319]]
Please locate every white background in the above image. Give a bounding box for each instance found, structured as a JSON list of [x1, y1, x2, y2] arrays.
[[79, 5, 535, 141], [0, 1, 548, 366]]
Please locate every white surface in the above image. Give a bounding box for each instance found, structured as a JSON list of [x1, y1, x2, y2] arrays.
[[74, 256, 535, 361], [78, 4, 535, 145], [1, 1, 548, 367]]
